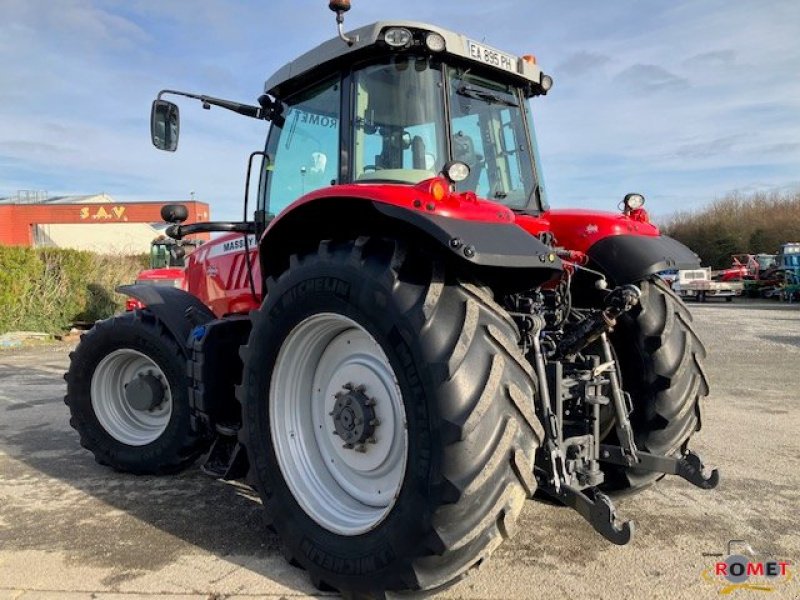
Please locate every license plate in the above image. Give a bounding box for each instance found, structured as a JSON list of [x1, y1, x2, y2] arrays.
[[467, 40, 517, 73]]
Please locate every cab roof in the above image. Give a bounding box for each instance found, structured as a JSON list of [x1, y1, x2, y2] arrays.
[[264, 20, 543, 99]]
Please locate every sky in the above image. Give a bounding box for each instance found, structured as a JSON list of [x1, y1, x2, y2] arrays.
[[1, 0, 799, 221]]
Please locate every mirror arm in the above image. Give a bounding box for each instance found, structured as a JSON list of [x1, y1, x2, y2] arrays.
[[166, 221, 256, 240], [157, 89, 268, 120]]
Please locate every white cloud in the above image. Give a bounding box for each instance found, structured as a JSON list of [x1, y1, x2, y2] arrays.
[[0, 0, 798, 219]]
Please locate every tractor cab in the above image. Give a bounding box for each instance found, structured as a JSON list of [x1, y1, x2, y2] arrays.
[[259, 21, 553, 219], [777, 243, 800, 284], [149, 236, 201, 269], [150, 17, 554, 241]]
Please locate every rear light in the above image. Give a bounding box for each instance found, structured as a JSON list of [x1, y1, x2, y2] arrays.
[[413, 177, 451, 208], [429, 178, 448, 202]]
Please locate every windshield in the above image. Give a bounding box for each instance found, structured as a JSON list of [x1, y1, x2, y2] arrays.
[[151, 243, 170, 269], [757, 255, 776, 270], [448, 69, 538, 209], [353, 58, 447, 184]]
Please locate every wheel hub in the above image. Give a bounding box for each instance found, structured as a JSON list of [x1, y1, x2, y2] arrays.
[[330, 383, 379, 451], [124, 371, 166, 411]]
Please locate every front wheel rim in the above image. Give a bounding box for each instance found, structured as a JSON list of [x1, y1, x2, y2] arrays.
[[90, 348, 173, 446], [270, 313, 408, 536]]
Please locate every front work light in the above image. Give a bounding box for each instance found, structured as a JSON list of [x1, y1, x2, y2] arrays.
[[384, 27, 413, 48]]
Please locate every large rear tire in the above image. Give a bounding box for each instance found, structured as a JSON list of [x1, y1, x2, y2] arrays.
[[239, 238, 543, 598], [603, 277, 709, 492], [65, 310, 207, 474]]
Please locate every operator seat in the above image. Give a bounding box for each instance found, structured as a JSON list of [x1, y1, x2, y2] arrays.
[[453, 131, 484, 192], [411, 135, 425, 170]]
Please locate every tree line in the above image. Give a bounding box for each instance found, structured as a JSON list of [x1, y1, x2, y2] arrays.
[[660, 190, 800, 269]]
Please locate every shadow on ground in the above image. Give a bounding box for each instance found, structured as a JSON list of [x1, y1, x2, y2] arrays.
[[0, 361, 325, 596]]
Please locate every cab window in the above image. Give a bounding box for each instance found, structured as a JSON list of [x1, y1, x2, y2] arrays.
[[448, 69, 536, 209], [353, 58, 447, 184], [263, 78, 341, 216]]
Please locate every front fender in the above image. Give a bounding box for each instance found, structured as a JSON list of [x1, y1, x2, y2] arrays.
[[116, 285, 215, 352], [587, 234, 700, 285]]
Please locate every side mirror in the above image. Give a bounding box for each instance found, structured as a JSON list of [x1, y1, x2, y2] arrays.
[[160, 203, 188, 223], [151, 99, 180, 151]]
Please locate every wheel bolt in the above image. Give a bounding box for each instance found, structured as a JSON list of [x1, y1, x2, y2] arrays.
[[367, 436, 377, 444], [355, 444, 367, 453], [370, 418, 380, 427]]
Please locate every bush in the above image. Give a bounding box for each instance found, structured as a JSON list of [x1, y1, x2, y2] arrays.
[[661, 190, 800, 269], [0, 247, 147, 334]]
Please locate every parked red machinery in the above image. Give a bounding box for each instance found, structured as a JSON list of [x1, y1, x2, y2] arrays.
[[65, 4, 717, 597], [717, 253, 776, 281], [124, 236, 203, 311]]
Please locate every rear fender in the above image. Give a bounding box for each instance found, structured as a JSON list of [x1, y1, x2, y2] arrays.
[[116, 285, 215, 352], [259, 189, 562, 290], [587, 235, 701, 285]]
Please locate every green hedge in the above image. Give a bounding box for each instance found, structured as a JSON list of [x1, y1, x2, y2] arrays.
[[0, 247, 147, 335]]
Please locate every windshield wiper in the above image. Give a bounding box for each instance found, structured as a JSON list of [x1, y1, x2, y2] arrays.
[[457, 84, 518, 107]]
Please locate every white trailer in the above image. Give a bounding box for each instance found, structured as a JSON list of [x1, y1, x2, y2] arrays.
[[672, 268, 743, 302]]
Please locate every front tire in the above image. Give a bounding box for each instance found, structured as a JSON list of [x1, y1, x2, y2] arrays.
[[65, 311, 207, 474], [239, 238, 543, 598]]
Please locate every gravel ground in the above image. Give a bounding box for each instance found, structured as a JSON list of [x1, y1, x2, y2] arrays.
[[1, 300, 798, 600]]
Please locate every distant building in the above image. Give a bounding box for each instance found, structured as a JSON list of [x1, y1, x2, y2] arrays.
[[0, 193, 210, 253]]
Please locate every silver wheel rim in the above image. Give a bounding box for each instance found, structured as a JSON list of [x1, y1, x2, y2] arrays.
[[90, 349, 173, 446], [270, 313, 408, 536]]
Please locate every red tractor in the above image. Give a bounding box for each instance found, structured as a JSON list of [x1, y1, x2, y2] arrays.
[[66, 4, 717, 598], [125, 235, 203, 310], [124, 235, 203, 311]]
